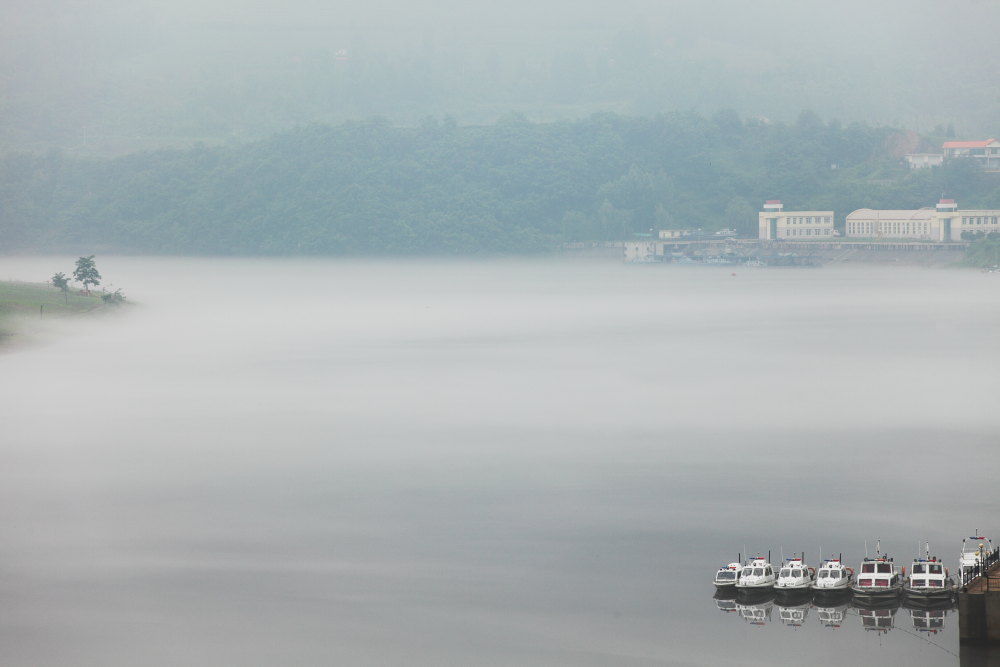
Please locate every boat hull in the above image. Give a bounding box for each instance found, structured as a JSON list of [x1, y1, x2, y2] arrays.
[[904, 586, 956, 603], [851, 585, 903, 602]]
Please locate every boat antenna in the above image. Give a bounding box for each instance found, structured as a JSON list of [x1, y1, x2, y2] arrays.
[[876, 538, 881, 557], [768, 549, 771, 563], [925, 541, 930, 559], [865, 540, 869, 559]]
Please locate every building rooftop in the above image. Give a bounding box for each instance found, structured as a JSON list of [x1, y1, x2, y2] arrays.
[[847, 208, 935, 220], [942, 139, 998, 149]]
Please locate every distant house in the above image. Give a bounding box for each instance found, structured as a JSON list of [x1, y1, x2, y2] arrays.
[[942, 139, 1000, 170], [904, 153, 943, 169]]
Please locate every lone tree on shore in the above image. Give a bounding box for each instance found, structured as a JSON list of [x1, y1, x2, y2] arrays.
[[51, 271, 70, 303], [73, 255, 101, 294]]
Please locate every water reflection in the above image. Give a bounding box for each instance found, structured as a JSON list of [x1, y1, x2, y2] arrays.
[[736, 593, 774, 627], [713, 588, 740, 614], [903, 598, 953, 636], [854, 599, 900, 634], [776, 599, 810, 628], [815, 600, 850, 628], [710, 589, 956, 637]]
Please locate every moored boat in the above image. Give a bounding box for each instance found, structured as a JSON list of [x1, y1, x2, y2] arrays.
[[851, 541, 903, 601], [735, 555, 776, 593], [811, 555, 854, 596], [905, 544, 955, 602], [959, 533, 993, 583], [774, 554, 815, 597], [713, 561, 743, 589]]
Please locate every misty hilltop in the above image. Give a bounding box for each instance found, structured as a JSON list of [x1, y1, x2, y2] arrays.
[[3, 0, 1000, 156]]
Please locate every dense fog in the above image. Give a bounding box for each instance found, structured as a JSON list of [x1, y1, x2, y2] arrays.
[[1, 257, 997, 664], [4, 0, 1000, 153]]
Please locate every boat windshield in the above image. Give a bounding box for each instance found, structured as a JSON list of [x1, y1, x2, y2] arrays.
[[792, 569, 802, 577], [752, 568, 764, 576], [861, 564, 875, 573], [717, 571, 736, 580], [780, 569, 790, 577], [876, 563, 892, 574], [913, 564, 925, 574], [929, 564, 943, 574], [818, 570, 829, 578]]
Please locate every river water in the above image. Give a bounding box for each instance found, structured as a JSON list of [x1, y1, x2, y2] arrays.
[[1, 256, 998, 666]]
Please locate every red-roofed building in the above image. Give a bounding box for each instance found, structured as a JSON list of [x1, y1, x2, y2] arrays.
[[942, 139, 1000, 169]]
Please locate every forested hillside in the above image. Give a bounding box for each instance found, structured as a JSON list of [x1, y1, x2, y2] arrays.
[[4, 112, 1000, 256]]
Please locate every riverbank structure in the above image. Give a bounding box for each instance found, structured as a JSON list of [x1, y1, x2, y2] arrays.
[[845, 199, 1000, 241], [757, 200, 836, 241]]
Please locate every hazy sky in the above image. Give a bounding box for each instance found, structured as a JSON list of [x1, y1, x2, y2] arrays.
[[3, 0, 1000, 152]]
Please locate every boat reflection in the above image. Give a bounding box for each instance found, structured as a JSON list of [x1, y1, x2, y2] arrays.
[[713, 588, 740, 614], [902, 597, 954, 636], [776, 599, 810, 628], [814, 600, 850, 628], [736, 592, 776, 626], [853, 598, 900, 634], [709, 589, 957, 636]]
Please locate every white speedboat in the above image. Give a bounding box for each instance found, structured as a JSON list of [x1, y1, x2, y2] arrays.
[[774, 554, 815, 594], [811, 556, 854, 595], [851, 542, 903, 602], [735, 556, 776, 593], [905, 545, 956, 602], [713, 561, 743, 589], [959, 533, 993, 583]]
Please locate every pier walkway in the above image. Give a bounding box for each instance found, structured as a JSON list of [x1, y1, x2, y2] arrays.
[[959, 548, 1000, 644]]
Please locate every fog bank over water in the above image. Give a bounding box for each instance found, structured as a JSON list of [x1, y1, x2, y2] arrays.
[[0, 257, 996, 665]]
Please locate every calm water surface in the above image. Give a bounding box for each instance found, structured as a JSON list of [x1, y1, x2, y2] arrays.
[[1, 257, 998, 666]]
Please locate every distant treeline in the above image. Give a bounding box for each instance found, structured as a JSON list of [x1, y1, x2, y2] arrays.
[[3, 111, 1000, 255]]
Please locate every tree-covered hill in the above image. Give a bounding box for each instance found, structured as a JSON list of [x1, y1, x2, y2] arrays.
[[4, 112, 1000, 256]]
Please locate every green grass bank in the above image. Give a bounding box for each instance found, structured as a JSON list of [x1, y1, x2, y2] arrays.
[[0, 281, 115, 348]]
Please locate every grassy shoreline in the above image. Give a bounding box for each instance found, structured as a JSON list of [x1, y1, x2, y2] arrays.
[[0, 281, 118, 349]]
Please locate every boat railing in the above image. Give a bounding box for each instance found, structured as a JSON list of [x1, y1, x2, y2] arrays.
[[960, 546, 1000, 587]]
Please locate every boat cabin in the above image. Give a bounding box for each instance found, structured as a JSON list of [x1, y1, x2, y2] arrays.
[[714, 562, 742, 586], [814, 558, 852, 589], [775, 556, 814, 589], [858, 559, 897, 588], [909, 558, 947, 589]]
